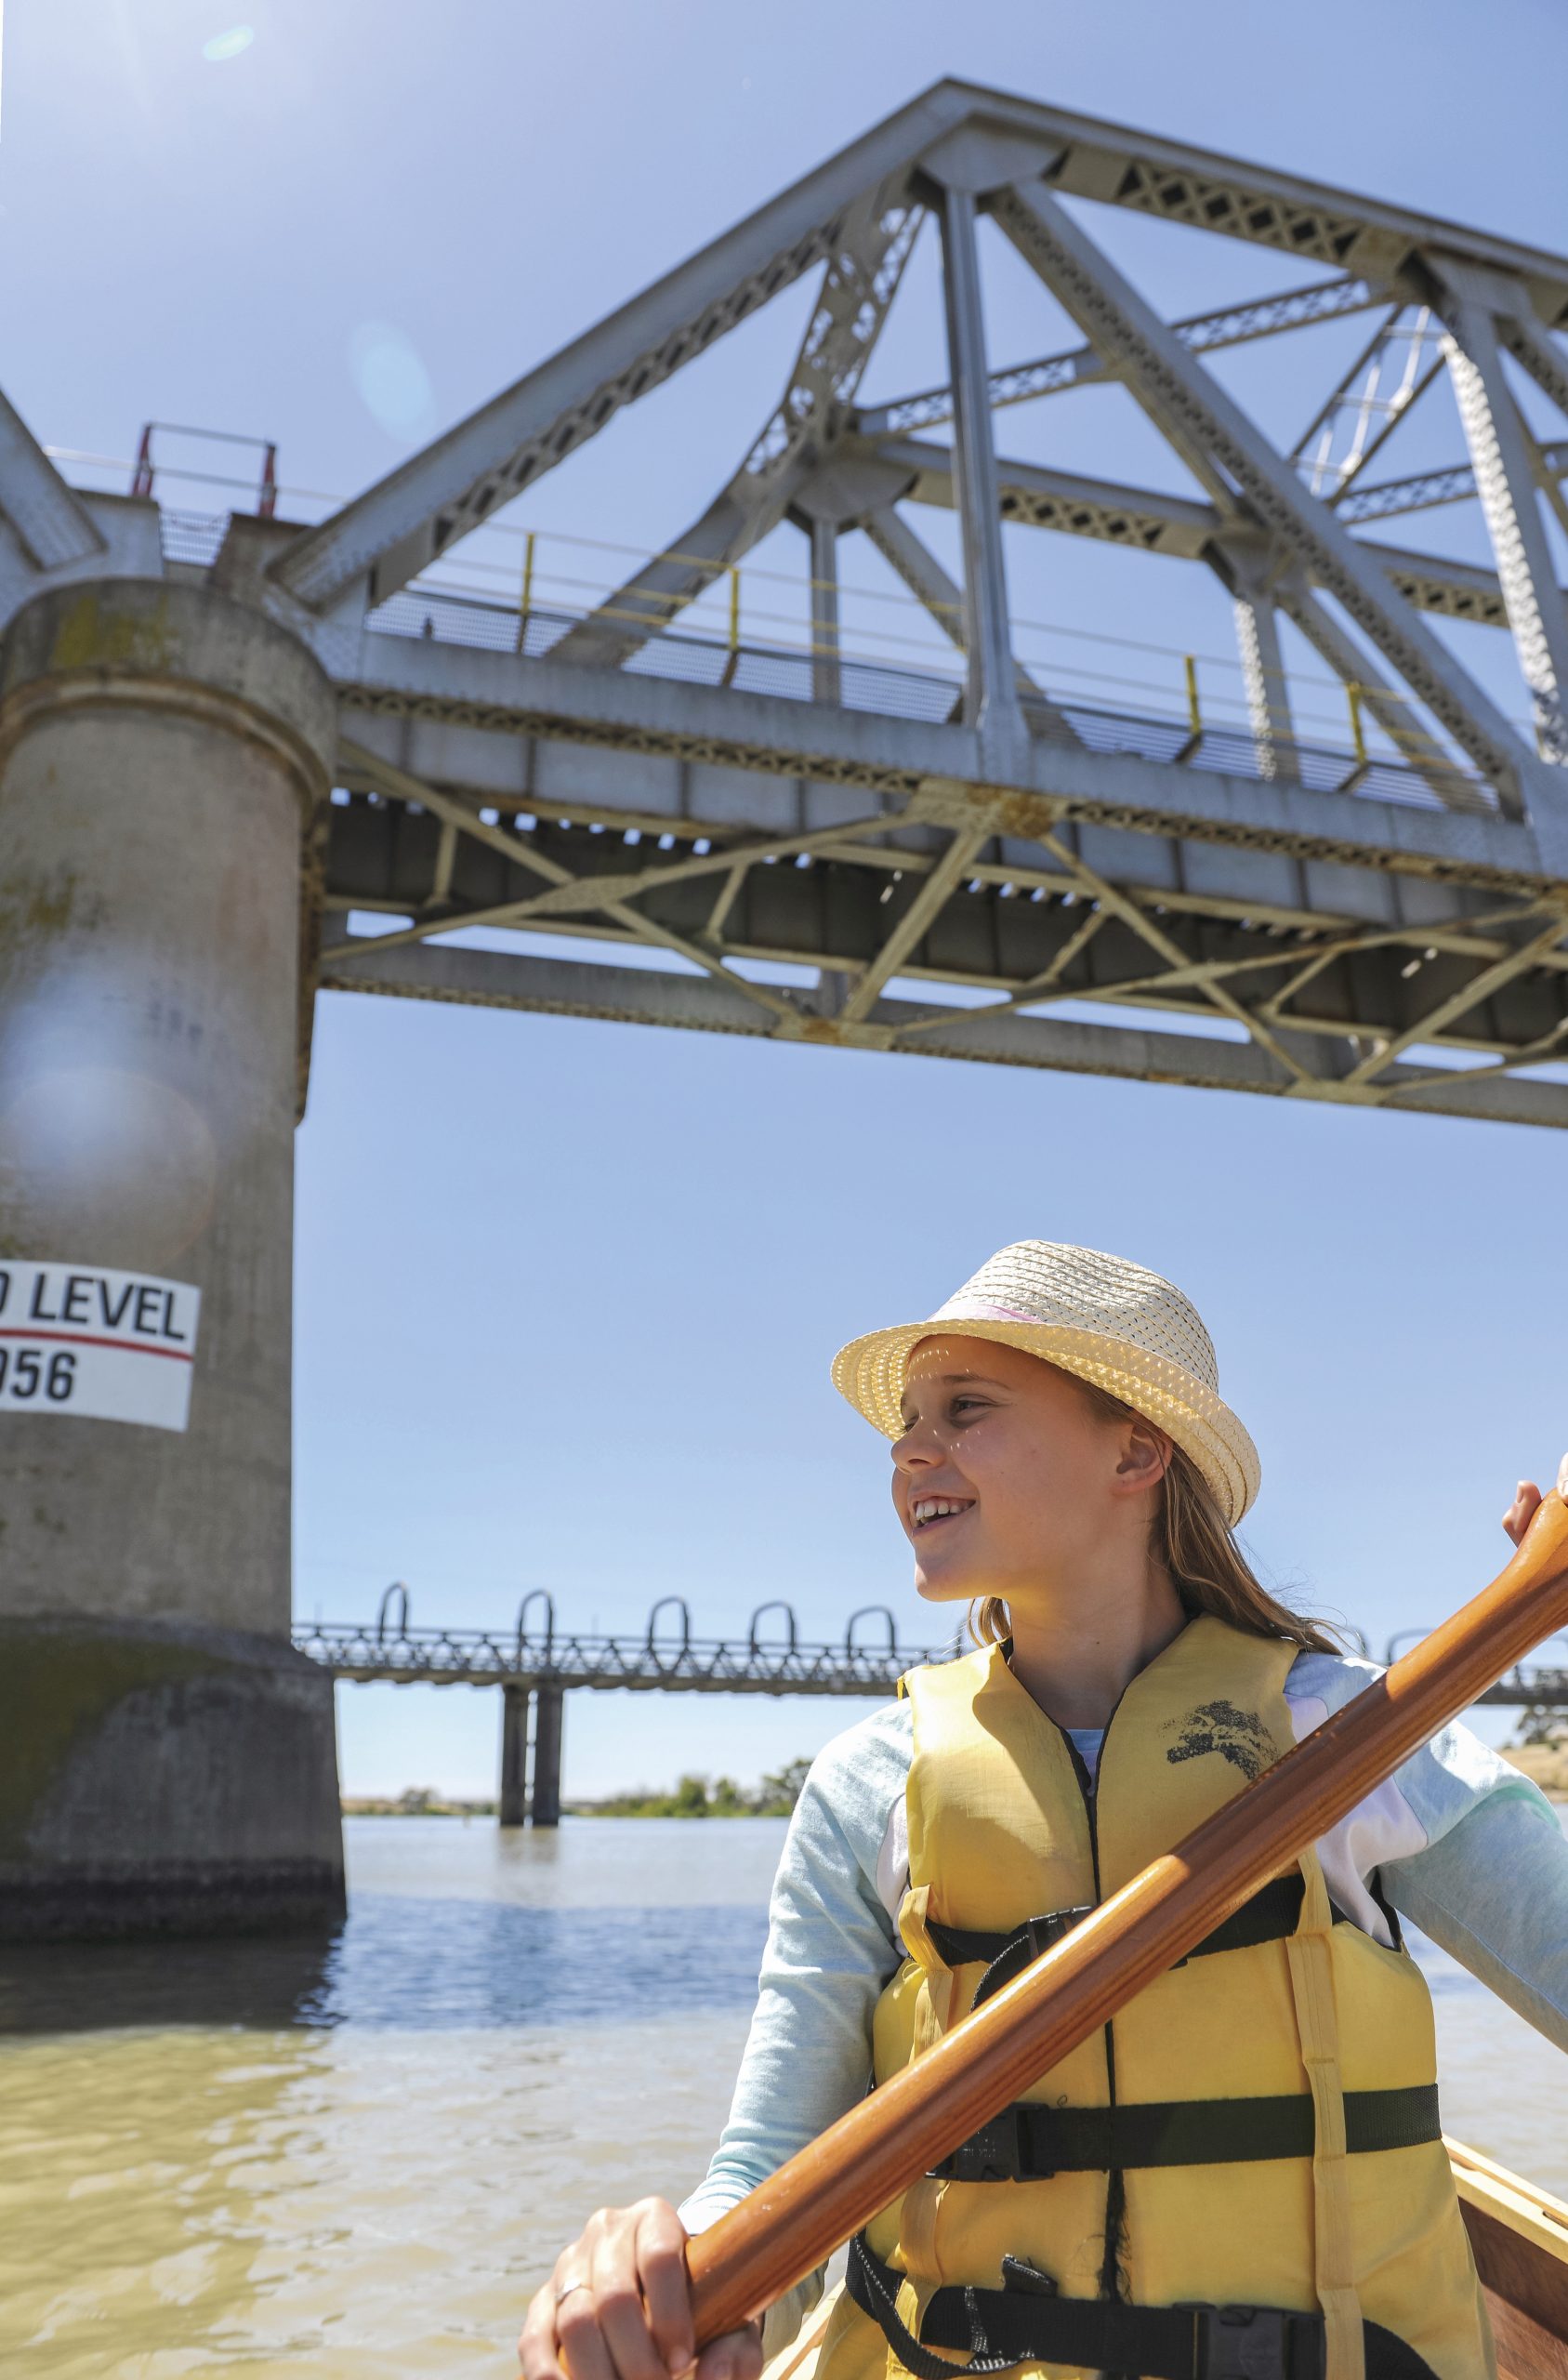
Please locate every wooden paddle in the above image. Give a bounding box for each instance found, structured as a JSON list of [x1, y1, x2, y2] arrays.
[[687, 1472, 1568, 2345]]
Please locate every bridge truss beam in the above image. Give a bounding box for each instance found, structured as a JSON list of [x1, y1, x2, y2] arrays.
[[263, 87, 1568, 1128], [320, 624, 1568, 1123], [12, 78, 1568, 1128], [988, 176, 1539, 813], [266, 79, 1568, 617]]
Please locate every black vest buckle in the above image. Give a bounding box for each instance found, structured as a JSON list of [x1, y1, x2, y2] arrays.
[[1181, 2304, 1302, 2380], [1023, 1906, 1093, 1958], [933, 2104, 1050, 2185], [972, 1907, 1095, 2010]]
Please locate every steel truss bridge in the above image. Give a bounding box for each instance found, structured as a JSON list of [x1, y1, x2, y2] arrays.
[[9, 80, 1568, 1124], [300, 1588, 1568, 1824]]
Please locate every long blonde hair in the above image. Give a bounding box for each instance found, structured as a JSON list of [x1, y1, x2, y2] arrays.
[[969, 1373, 1337, 1655]]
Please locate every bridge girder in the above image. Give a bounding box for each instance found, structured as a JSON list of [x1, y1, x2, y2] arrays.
[[320, 631, 1568, 1126], [261, 79, 1568, 615], [9, 80, 1568, 1124], [282, 85, 1568, 1123]]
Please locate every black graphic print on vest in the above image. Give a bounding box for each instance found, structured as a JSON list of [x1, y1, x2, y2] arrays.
[[1163, 1699, 1274, 1778]]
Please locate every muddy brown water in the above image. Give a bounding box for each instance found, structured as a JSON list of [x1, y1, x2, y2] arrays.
[[1, 1815, 1563, 2377]]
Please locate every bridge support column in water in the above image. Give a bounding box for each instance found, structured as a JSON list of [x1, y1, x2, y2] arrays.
[[0, 578, 346, 1938], [531, 1687, 564, 1828], [499, 1686, 531, 1827]]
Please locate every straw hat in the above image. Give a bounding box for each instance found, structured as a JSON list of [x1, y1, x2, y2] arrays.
[[831, 1240, 1260, 1525]]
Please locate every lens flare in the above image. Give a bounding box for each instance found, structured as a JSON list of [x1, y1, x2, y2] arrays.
[[0, 959, 251, 1271], [0, 1067, 218, 1269], [202, 26, 255, 62], [349, 322, 437, 440]]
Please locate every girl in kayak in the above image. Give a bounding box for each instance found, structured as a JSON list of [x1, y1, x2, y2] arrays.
[[521, 1241, 1567, 2380]]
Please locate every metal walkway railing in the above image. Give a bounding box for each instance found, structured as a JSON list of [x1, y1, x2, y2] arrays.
[[293, 1591, 1568, 1706], [363, 581, 1479, 815], [150, 505, 1487, 818], [294, 1588, 956, 1697]]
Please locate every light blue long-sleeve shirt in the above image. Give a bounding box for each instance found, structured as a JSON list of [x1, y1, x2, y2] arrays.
[[680, 1650, 1568, 2236]]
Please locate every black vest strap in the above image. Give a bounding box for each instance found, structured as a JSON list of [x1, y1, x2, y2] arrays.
[[847, 2234, 1441, 2380], [927, 2082, 1441, 2184], [926, 1876, 1337, 2011]]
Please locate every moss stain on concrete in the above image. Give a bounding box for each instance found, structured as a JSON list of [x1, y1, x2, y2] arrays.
[[0, 867, 80, 939], [0, 1633, 226, 1857], [48, 588, 179, 680]]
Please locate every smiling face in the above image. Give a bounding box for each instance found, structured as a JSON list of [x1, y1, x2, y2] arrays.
[[891, 1334, 1171, 1614]]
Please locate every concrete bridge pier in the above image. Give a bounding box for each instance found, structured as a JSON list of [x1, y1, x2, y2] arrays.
[[498, 1684, 564, 1826], [0, 578, 346, 1937], [500, 1686, 530, 1826], [532, 1686, 564, 1828]]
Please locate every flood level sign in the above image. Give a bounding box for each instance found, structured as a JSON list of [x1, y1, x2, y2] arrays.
[[0, 1263, 201, 1431]]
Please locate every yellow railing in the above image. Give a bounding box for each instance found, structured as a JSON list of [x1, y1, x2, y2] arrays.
[[46, 443, 1497, 783], [410, 525, 1472, 777]]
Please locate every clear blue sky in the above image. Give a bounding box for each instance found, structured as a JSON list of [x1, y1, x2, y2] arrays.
[[6, 2, 1567, 1793]]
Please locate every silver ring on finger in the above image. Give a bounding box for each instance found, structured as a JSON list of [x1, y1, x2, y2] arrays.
[[556, 2281, 590, 2307]]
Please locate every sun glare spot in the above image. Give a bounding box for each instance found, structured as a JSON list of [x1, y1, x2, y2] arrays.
[[349, 322, 437, 440], [202, 26, 255, 62]]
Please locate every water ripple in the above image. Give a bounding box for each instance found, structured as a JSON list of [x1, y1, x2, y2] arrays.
[[0, 1897, 768, 2035]]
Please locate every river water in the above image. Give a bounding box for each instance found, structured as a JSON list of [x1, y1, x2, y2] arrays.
[[1, 1815, 1564, 2378]]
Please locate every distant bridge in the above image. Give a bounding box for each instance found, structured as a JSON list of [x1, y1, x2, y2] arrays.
[[296, 1586, 954, 1695], [296, 1587, 1568, 1826], [296, 1588, 957, 1825]]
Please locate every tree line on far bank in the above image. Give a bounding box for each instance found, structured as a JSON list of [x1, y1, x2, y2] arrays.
[[341, 1758, 814, 1820], [573, 1760, 810, 1818]]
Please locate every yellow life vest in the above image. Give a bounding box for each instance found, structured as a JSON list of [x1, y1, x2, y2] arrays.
[[814, 1618, 1493, 2380]]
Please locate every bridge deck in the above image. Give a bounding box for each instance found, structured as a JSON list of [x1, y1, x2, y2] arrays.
[[294, 1622, 1568, 1707], [295, 1620, 953, 1697]]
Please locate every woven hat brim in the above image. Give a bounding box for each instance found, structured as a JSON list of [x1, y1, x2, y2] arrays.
[[831, 1319, 1259, 1527]]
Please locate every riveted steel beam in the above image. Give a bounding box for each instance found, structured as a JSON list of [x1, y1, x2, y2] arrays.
[[1223, 539, 1301, 784], [807, 516, 842, 707], [914, 79, 1568, 298], [1341, 915, 1568, 1085], [1336, 444, 1568, 523], [0, 388, 105, 571], [324, 739, 802, 1024], [860, 502, 1078, 741], [877, 437, 1536, 633], [323, 827, 1568, 1074], [1272, 575, 1485, 812], [929, 177, 1029, 772], [259, 88, 1568, 1126], [32, 83, 1568, 1134], [838, 823, 992, 1023], [856, 274, 1386, 439], [1432, 265, 1568, 766], [1289, 304, 1445, 505], [1500, 311, 1568, 418], [331, 715, 1567, 966], [320, 936, 1568, 1129], [328, 632, 1556, 884], [546, 197, 922, 670], [325, 655, 1568, 1101], [268, 86, 975, 613], [272, 78, 1568, 620], [990, 177, 1537, 815]]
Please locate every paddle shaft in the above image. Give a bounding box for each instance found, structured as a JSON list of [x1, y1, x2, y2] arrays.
[[687, 1490, 1568, 2342]]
